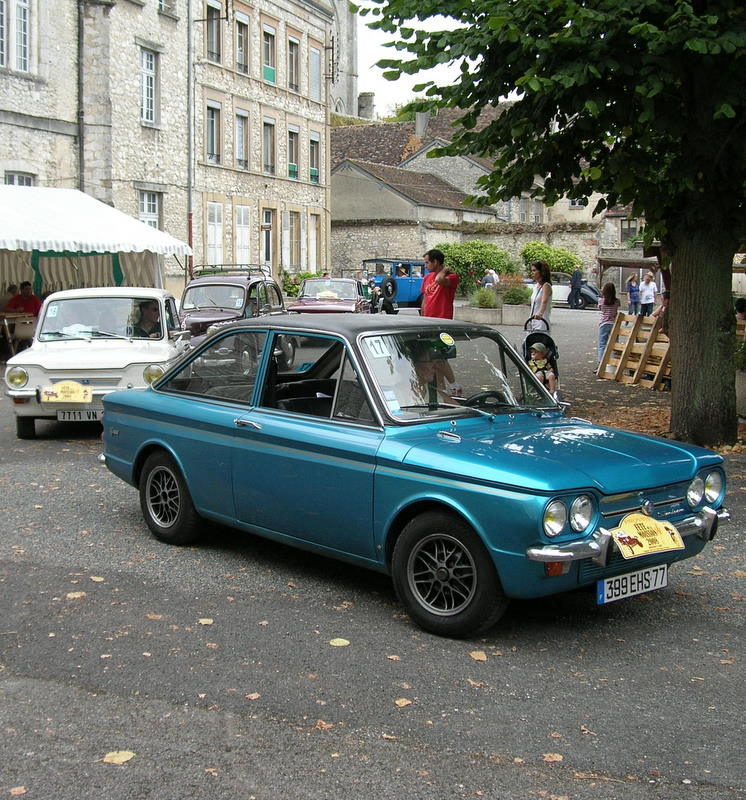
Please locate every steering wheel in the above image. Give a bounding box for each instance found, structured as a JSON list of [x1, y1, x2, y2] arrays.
[[465, 391, 508, 407]]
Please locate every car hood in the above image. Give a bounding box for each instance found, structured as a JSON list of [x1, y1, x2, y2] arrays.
[[181, 309, 240, 333], [286, 297, 358, 313], [393, 416, 716, 494], [7, 339, 178, 370]]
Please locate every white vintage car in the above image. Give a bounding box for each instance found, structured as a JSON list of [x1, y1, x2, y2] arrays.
[[4, 287, 190, 439]]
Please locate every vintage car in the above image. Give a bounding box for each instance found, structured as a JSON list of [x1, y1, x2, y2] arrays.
[[286, 278, 371, 314], [179, 266, 286, 339], [4, 287, 190, 439], [362, 258, 425, 308], [524, 271, 601, 309], [101, 315, 728, 637]]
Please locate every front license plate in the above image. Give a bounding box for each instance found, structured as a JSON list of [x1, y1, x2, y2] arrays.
[[597, 564, 668, 604], [56, 409, 102, 421], [610, 512, 684, 559]]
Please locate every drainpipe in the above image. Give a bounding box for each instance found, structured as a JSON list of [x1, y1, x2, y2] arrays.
[[186, 0, 194, 278], [77, 0, 85, 191]]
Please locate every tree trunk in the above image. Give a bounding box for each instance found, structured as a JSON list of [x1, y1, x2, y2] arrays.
[[668, 227, 738, 446]]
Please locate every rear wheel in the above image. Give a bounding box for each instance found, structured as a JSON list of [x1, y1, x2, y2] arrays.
[[575, 295, 587, 310], [381, 276, 397, 301], [392, 511, 508, 637], [139, 451, 201, 545], [16, 417, 36, 439]]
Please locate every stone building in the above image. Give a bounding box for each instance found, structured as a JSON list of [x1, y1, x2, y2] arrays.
[[0, 0, 337, 293]]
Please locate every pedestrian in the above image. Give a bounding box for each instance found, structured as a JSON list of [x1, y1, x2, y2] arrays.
[[480, 269, 499, 288], [4, 280, 42, 316], [1, 283, 18, 309], [421, 248, 459, 319], [626, 273, 641, 315], [598, 282, 621, 362], [568, 267, 583, 309], [528, 260, 552, 331], [735, 297, 746, 321], [652, 290, 670, 336], [639, 272, 657, 316]]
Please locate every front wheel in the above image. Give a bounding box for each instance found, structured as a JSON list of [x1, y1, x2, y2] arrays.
[[139, 451, 201, 545], [391, 512, 508, 637], [575, 295, 587, 310]]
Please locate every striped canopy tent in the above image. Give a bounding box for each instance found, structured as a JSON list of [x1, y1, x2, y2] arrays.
[[0, 187, 191, 295]]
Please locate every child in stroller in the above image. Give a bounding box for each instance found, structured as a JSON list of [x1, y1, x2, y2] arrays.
[[522, 320, 559, 396]]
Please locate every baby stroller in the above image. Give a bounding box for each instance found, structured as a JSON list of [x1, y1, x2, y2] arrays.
[[522, 318, 560, 398]]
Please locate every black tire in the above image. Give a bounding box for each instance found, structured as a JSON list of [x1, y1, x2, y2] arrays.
[[575, 295, 587, 310], [16, 416, 35, 439], [381, 276, 397, 301], [139, 451, 201, 545], [391, 511, 508, 637]]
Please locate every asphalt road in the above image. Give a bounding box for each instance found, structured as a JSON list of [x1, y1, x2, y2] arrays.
[[1, 310, 744, 800]]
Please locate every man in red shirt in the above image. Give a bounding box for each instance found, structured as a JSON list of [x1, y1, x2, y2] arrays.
[[421, 249, 459, 319], [4, 281, 42, 316]]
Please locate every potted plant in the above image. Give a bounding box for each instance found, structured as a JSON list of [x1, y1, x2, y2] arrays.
[[454, 286, 502, 324], [499, 274, 532, 326]]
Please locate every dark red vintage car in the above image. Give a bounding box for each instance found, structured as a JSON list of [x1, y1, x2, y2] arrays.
[[286, 278, 371, 314]]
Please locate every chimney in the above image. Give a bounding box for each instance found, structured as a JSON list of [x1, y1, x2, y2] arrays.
[[415, 111, 430, 137], [358, 92, 375, 120]]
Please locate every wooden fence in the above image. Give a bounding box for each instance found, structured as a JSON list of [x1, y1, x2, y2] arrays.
[[597, 316, 746, 390]]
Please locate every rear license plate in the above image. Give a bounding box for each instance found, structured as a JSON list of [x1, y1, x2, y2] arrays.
[[597, 564, 668, 604], [56, 409, 102, 421]]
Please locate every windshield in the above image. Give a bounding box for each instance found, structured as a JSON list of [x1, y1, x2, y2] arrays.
[[181, 284, 245, 310], [301, 280, 357, 301], [39, 297, 170, 341], [359, 329, 556, 421]]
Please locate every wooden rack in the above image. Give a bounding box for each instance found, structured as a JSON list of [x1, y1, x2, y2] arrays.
[[596, 313, 671, 390]]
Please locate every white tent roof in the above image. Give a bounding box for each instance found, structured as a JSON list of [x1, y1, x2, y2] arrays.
[[0, 187, 192, 256]]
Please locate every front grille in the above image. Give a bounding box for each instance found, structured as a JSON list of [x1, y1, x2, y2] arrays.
[[599, 483, 689, 523], [579, 546, 693, 582]]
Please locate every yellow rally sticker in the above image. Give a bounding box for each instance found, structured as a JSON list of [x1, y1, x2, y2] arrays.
[[610, 512, 685, 559], [439, 332, 455, 346], [41, 380, 93, 404]]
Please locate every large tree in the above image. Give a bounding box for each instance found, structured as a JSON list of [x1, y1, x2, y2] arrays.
[[360, 0, 746, 445]]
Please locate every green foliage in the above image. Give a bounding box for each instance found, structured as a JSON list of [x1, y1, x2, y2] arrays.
[[281, 270, 316, 297], [520, 241, 581, 274], [437, 240, 516, 295], [469, 287, 498, 308], [502, 285, 531, 305]]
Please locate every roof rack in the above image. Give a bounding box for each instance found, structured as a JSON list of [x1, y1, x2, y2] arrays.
[[361, 258, 424, 265], [191, 264, 272, 278]]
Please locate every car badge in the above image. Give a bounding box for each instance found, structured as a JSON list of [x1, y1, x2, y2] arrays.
[[641, 499, 655, 516]]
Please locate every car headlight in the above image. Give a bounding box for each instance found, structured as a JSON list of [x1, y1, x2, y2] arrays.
[[6, 366, 29, 389], [687, 476, 705, 507], [143, 364, 165, 384], [543, 499, 567, 537], [704, 471, 724, 504], [569, 495, 594, 532]]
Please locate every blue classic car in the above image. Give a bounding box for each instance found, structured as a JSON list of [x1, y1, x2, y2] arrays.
[[362, 258, 425, 308], [102, 315, 728, 637]]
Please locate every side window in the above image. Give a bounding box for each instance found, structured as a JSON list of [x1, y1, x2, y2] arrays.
[[256, 283, 269, 314], [165, 298, 179, 331], [333, 355, 375, 424], [265, 282, 283, 311], [500, 349, 545, 405], [260, 334, 345, 417], [160, 331, 267, 404], [244, 285, 258, 318]]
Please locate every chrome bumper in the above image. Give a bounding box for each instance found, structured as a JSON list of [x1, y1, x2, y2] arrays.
[[526, 506, 729, 567]]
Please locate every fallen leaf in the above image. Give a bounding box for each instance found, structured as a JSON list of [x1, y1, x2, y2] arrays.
[[549, 732, 562, 739], [467, 678, 485, 688], [206, 642, 219, 649], [382, 733, 398, 740], [580, 725, 597, 736], [245, 692, 261, 700], [102, 750, 136, 764], [204, 768, 219, 776], [543, 753, 564, 763], [90, 576, 105, 582], [198, 618, 214, 626], [9, 788, 27, 796], [394, 697, 412, 707], [146, 613, 163, 620], [314, 719, 334, 730], [66, 591, 87, 600], [469, 650, 487, 662], [328, 638, 350, 647], [513, 757, 524, 764], [387, 655, 401, 661]]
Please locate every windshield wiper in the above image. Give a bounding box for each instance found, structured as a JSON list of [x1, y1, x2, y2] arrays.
[[40, 330, 88, 340], [399, 403, 463, 411], [92, 330, 130, 340]]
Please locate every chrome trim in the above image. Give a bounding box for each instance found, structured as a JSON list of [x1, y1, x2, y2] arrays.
[[438, 430, 461, 442], [526, 507, 729, 564], [234, 418, 261, 429], [600, 496, 685, 518]]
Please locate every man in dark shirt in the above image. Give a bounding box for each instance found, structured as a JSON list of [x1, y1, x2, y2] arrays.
[[568, 268, 583, 309]]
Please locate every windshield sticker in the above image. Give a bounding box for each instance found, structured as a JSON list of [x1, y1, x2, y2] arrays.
[[439, 332, 455, 346], [366, 337, 391, 359], [47, 305, 59, 318]]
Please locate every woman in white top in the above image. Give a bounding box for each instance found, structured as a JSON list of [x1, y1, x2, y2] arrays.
[[639, 272, 658, 316], [528, 260, 552, 331]]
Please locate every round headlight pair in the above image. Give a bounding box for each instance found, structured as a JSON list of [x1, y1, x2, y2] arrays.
[[6, 366, 29, 389], [143, 364, 165, 384], [543, 495, 594, 537], [687, 472, 724, 507]]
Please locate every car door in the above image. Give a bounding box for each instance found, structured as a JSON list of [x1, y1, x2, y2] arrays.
[[551, 273, 571, 304], [231, 332, 383, 561]]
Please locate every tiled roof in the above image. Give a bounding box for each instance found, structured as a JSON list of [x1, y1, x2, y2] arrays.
[[341, 159, 481, 211], [331, 104, 512, 168]]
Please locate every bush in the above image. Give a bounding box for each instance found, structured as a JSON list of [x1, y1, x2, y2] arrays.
[[436, 241, 516, 296], [281, 270, 317, 297], [469, 287, 498, 308], [520, 241, 582, 274], [502, 285, 532, 305]]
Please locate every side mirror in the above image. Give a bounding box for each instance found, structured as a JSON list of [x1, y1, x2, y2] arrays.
[[170, 329, 191, 342]]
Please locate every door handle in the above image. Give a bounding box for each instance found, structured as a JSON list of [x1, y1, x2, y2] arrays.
[[234, 418, 261, 429]]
